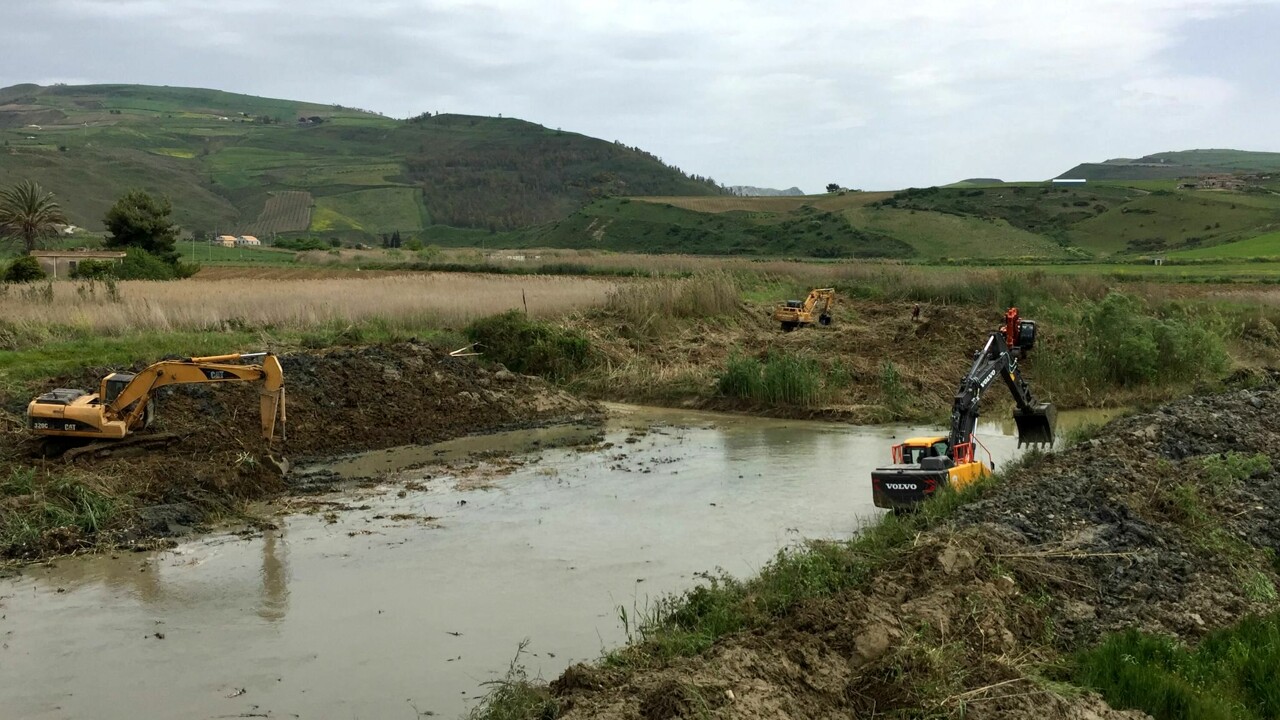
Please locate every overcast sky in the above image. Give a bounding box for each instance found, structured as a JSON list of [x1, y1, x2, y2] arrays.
[[5, 0, 1278, 192]]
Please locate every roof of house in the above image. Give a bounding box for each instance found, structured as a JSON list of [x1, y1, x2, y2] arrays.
[[29, 250, 127, 259], [239, 235, 260, 241]]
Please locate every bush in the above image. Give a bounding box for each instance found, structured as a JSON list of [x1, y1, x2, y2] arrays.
[[115, 248, 199, 280], [69, 259, 118, 280], [1081, 293, 1227, 385], [2, 255, 46, 283], [465, 310, 594, 381]]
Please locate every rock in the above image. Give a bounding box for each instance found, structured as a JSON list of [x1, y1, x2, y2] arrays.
[[853, 624, 894, 663], [937, 545, 975, 575], [494, 369, 516, 382]]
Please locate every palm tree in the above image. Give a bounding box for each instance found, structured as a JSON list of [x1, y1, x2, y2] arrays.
[[0, 180, 69, 254]]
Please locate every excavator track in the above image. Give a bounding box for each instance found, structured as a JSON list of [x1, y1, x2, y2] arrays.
[[59, 433, 183, 463]]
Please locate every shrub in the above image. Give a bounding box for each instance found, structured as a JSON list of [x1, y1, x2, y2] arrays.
[[465, 310, 594, 381], [3, 255, 46, 283], [69, 259, 118, 280], [115, 248, 199, 280], [1081, 293, 1227, 386]]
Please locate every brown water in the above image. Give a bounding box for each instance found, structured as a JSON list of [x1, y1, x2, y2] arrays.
[[0, 405, 1104, 720]]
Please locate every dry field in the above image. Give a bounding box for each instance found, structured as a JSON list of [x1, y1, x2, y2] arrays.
[[2, 273, 619, 335]]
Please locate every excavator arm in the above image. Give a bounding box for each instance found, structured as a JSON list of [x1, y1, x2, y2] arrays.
[[945, 332, 1055, 460], [30, 352, 286, 444], [104, 353, 286, 442]]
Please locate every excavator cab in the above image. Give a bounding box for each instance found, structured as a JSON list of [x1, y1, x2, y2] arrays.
[[1014, 402, 1056, 446]]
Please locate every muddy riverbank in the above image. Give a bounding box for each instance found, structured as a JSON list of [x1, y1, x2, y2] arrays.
[[0, 342, 600, 559], [0, 405, 1080, 720], [516, 388, 1280, 720]]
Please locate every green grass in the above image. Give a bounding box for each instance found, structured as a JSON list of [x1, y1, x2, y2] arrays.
[[1, 468, 122, 557], [175, 243, 299, 265], [1068, 193, 1277, 255], [1171, 231, 1280, 259], [844, 205, 1070, 259], [1077, 612, 1280, 720], [310, 187, 426, 234]]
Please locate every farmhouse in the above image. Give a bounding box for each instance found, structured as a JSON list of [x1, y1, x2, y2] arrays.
[[236, 235, 261, 246], [214, 235, 236, 247], [29, 250, 126, 279]]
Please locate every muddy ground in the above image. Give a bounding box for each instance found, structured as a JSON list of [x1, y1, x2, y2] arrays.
[[0, 342, 601, 558], [530, 386, 1280, 719]]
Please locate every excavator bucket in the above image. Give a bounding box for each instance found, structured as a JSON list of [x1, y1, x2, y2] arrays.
[[1013, 403, 1056, 447]]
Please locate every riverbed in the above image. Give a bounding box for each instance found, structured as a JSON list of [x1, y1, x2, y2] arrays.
[[0, 405, 1116, 720]]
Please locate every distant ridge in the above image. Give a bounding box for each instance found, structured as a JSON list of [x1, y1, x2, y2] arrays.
[[1058, 149, 1280, 181], [730, 185, 805, 197]]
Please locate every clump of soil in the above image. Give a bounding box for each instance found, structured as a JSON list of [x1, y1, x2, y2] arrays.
[[0, 342, 601, 558], [535, 387, 1280, 719]]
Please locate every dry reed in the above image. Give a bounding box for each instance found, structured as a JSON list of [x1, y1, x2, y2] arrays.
[[1, 273, 618, 336]]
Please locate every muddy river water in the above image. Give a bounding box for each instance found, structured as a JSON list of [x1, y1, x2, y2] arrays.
[[0, 405, 1118, 720]]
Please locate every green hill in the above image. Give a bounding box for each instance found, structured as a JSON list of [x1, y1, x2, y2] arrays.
[[0, 83, 722, 241], [1058, 149, 1280, 181], [518, 180, 1280, 260]]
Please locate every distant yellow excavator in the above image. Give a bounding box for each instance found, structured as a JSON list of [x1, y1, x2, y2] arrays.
[[28, 353, 286, 455], [773, 287, 835, 331]]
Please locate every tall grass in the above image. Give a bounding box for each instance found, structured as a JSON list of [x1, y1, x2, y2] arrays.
[[604, 272, 740, 332], [716, 352, 826, 406], [0, 274, 618, 350], [1, 469, 121, 556], [1077, 613, 1280, 720]]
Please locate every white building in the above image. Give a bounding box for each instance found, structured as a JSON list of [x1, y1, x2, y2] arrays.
[[236, 235, 261, 246]]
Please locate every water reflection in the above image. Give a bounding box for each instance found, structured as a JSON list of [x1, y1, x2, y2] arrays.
[[257, 530, 290, 622]]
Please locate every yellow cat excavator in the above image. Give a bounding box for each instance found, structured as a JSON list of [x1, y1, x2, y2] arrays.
[[27, 352, 286, 460], [773, 287, 835, 331]]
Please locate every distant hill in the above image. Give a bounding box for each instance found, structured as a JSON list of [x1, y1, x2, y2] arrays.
[[516, 177, 1280, 260], [1058, 149, 1280, 181], [729, 185, 805, 197], [0, 83, 723, 240]]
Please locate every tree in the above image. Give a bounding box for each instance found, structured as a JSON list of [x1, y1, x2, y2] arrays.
[[826, 183, 841, 193], [103, 190, 180, 264], [0, 180, 68, 254]]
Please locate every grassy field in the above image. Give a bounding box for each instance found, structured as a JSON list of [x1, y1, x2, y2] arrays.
[[310, 187, 427, 234], [1170, 229, 1280, 259], [843, 205, 1071, 258], [176, 243, 299, 265]]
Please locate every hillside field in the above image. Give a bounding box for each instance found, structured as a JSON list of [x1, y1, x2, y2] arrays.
[[0, 83, 722, 241]]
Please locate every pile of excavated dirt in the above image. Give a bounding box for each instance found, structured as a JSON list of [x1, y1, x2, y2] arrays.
[[534, 388, 1280, 720], [0, 342, 601, 557]]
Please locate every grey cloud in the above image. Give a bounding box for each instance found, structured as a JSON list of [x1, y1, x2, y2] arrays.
[[2, 0, 1277, 190]]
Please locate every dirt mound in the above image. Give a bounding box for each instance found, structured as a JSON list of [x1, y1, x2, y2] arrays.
[[536, 387, 1280, 719], [1, 342, 601, 557]]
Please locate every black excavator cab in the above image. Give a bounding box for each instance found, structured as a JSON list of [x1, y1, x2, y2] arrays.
[[1014, 402, 1056, 446], [1015, 320, 1037, 355]]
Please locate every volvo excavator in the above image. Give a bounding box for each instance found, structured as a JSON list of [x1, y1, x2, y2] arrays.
[[773, 287, 835, 332], [27, 352, 286, 462], [871, 308, 1055, 510]]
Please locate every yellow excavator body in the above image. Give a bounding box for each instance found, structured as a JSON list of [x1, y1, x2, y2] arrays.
[[773, 287, 835, 331], [28, 353, 286, 444]]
